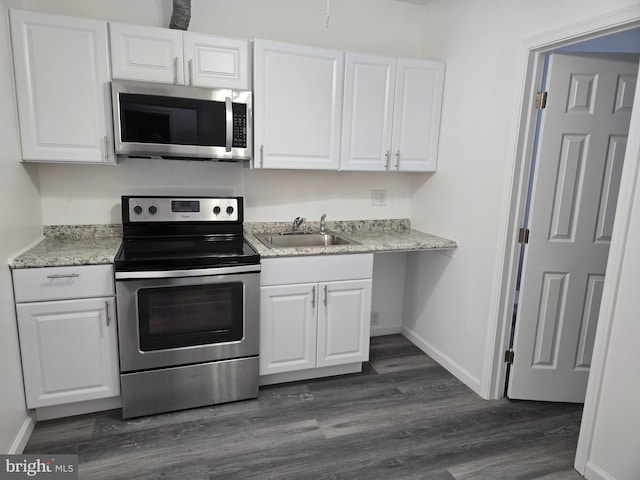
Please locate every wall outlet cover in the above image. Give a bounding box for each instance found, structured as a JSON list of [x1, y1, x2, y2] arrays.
[[371, 190, 387, 206]]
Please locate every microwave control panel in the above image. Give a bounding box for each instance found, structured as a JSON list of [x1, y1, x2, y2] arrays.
[[232, 106, 247, 148]]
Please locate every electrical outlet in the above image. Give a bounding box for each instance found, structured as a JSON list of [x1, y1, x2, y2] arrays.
[[371, 190, 387, 206], [371, 311, 380, 326]]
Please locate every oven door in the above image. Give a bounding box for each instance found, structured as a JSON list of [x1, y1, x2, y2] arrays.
[[115, 266, 259, 373]]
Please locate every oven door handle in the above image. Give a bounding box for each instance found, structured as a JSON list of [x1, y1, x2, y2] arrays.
[[115, 264, 261, 280]]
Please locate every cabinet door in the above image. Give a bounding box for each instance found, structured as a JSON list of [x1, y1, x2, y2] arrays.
[[341, 53, 396, 171], [254, 39, 343, 170], [260, 284, 317, 375], [109, 22, 183, 84], [317, 279, 372, 367], [391, 58, 445, 172], [183, 33, 249, 89], [10, 10, 114, 163], [16, 298, 119, 408]]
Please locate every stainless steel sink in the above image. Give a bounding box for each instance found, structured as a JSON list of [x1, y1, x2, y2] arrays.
[[253, 232, 361, 249]]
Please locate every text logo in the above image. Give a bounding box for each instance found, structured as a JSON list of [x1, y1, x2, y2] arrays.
[[0, 456, 78, 480]]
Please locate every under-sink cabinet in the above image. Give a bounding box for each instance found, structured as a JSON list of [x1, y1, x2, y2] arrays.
[[110, 22, 250, 89], [259, 254, 373, 381], [9, 9, 114, 164], [12, 265, 119, 409]]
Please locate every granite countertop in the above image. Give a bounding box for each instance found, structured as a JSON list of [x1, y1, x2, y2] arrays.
[[10, 220, 457, 268], [10, 225, 123, 269], [245, 219, 457, 258]]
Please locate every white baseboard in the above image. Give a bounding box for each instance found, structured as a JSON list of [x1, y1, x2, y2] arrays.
[[584, 462, 616, 480], [259, 363, 362, 386], [35, 396, 121, 421], [9, 413, 35, 454], [371, 325, 402, 337], [401, 327, 482, 396]]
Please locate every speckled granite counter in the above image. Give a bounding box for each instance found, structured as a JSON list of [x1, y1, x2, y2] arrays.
[[245, 219, 457, 258], [10, 225, 122, 269], [10, 221, 456, 267]]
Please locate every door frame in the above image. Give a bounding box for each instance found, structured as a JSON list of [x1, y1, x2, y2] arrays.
[[483, 6, 640, 400]]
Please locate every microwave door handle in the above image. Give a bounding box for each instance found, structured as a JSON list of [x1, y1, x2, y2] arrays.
[[225, 97, 233, 153]]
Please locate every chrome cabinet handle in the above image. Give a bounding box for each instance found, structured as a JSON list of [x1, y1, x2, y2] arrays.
[[173, 56, 179, 84], [103, 136, 108, 162], [312, 286, 316, 308], [395, 150, 401, 170], [323, 285, 328, 307], [385, 150, 391, 171], [46, 273, 79, 279], [105, 301, 111, 327], [225, 97, 233, 153], [260, 144, 264, 168], [188, 59, 193, 86]]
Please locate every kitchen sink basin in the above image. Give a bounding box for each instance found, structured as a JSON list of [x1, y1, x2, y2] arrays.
[[253, 232, 361, 249]]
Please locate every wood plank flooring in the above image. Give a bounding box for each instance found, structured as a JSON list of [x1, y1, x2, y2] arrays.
[[24, 335, 584, 479]]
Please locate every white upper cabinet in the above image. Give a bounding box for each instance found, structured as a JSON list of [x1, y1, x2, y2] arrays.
[[391, 58, 444, 172], [10, 9, 114, 164], [341, 53, 396, 171], [341, 54, 444, 172], [110, 23, 250, 89], [109, 22, 182, 84], [253, 38, 344, 170]]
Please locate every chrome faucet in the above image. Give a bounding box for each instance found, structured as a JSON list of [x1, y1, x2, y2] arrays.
[[319, 213, 327, 234], [292, 216, 305, 232]]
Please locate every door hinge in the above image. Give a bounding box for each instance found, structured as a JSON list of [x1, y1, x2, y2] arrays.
[[504, 349, 515, 364], [535, 91, 548, 110], [518, 227, 530, 244]]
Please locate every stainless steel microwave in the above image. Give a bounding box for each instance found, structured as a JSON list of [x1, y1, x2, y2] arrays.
[[111, 80, 252, 161]]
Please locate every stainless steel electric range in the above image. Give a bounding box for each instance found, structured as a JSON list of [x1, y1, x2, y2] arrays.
[[114, 195, 260, 418]]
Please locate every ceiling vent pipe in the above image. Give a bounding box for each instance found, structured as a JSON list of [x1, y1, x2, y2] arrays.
[[169, 0, 191, 30]]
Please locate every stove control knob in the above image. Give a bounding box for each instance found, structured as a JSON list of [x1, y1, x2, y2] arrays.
[[148, 205, 158, 215], [226, 206, 234, 215], [213, 206, 221, 215], [133, 205, 143, 215]]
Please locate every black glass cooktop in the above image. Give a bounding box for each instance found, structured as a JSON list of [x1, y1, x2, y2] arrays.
[[114, 235, 260, 271]]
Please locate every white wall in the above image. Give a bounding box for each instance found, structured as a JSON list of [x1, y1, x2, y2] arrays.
[[37, 162, 416, 225], [0, 2, 43, 453], [403, 0, 640, 394]]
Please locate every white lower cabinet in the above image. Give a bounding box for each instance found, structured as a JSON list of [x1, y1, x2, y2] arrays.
[[12, 265, 119, 409], [259, 255, 373, 378]]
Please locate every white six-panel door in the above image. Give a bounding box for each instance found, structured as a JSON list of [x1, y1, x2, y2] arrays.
[[508, 53, 638, 402]]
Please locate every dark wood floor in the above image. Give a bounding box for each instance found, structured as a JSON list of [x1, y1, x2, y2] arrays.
[[24, 335, 584, 479]]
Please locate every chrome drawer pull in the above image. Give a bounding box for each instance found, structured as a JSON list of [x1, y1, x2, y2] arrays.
[[46, 273, 79, 279]]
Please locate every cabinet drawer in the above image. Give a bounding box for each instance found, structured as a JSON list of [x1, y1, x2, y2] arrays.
[[13, 265, 114, 303], [261, 254, 373, 286]]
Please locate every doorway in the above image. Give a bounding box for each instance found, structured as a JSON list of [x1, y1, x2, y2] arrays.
[[506, 51, 638, 402], [486, 21, 640, 403]]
